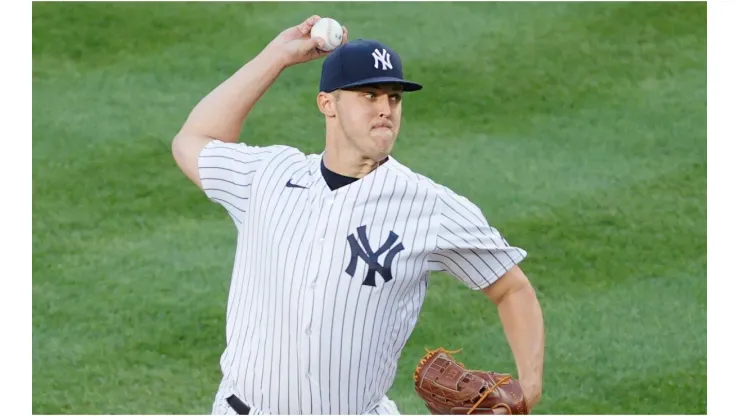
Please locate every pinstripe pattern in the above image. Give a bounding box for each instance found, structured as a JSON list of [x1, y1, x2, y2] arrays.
[[426, 191, 527, 289], [199, 142, 526, 415]]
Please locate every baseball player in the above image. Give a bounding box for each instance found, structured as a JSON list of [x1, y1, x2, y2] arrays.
[[172, 16, 545, 415]]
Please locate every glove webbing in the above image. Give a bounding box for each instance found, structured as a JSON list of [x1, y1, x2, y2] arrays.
[[413, 347, 464, 383]]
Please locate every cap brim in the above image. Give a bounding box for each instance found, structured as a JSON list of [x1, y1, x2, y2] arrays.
[[333, 76, 423, 92]]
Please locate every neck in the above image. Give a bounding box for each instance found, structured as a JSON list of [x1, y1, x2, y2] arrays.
[[323, 133, 386, 179]]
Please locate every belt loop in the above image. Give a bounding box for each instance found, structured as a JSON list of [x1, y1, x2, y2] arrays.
[[226, 394, 252, 415]]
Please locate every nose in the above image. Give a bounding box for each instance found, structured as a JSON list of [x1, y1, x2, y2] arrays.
[[376, 95, 392, 118]]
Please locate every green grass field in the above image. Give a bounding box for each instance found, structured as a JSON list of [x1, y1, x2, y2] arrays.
[[32, 2, 707, 414]]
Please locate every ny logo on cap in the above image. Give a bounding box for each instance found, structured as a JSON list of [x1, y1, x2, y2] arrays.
[[372, 48, 393, 71]]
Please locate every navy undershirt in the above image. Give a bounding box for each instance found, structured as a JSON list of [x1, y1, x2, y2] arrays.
[[321, 159, 360, 191], [320, 157, 390, 191]]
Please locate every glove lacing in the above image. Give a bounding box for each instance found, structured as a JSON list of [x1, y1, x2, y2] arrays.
[[467, 373, 512, 415], [413, 347, 514, 415]]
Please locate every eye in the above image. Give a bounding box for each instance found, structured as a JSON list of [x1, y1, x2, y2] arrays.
[[390, 94, 402, 102], [364, 92, 377, 100]]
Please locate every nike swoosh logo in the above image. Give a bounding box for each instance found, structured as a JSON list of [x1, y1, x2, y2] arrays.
[[286, 180, 308, 189]]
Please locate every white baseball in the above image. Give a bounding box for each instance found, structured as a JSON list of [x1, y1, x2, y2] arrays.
[[310, 17, 344, 51]]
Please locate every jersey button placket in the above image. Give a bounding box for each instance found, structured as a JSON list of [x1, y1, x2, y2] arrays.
[[300, 187, 322, 406], [306, 195, 332, 390]]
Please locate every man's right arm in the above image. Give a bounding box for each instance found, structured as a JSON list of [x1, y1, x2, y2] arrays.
[[171, 50, 286, 190], [171, 15, 340, 190]]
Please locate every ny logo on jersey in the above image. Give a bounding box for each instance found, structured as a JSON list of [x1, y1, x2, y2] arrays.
[[345, 225, 405, 287], [372, 48, 393, 70]]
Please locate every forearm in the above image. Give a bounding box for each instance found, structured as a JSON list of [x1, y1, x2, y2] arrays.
[[496, 282, 545, 406], [180, 49, 286, 143]]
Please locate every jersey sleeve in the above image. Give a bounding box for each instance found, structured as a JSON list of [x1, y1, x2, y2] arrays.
[[427, 190, 527, 290], [197, 140, 284, 226]]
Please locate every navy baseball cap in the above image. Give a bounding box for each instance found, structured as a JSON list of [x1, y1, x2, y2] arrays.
[[319, 39, 423, 93]]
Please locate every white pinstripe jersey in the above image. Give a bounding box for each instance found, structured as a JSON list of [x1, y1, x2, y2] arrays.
[[198, 140, 527, 415]]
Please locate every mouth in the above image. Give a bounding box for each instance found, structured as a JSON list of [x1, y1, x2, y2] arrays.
[[371, 122, 393, 130]]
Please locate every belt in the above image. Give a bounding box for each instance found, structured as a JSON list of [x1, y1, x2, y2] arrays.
[[226, 394, 252, 415]]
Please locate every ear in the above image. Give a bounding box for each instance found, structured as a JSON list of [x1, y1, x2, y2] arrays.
[[317, 92, 337, 117]]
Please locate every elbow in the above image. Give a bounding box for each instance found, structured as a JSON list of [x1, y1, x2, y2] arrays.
[[171, 132, 188, 164], [171, 134, 181, 160], [171, 133, 189, 176]]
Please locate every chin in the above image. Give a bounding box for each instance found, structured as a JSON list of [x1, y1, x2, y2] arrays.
[[373, 143, 395, 161], [370, 134, 396, 153], [376, 151, 392, 162]]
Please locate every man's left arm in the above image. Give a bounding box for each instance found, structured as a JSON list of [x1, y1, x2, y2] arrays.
[[483, 265, 545, 409], [426, 190, 545, 410]]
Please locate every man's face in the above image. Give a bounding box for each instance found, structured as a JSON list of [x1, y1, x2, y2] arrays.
[[334, 83, 404, 161]]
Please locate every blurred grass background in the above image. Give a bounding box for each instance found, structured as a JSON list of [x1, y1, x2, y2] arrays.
[[32, 2, 706, 414]]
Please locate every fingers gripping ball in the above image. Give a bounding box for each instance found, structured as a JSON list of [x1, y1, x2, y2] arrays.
[[413, 348, 530, 415], [311, 17, 343, 51]]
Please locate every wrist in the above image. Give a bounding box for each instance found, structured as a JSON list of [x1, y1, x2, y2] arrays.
[[256, 46, 290, 71], [520, 381, 541, 408]]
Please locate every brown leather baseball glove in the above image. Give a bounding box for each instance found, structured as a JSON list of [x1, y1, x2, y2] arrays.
[[413, 348, 529, 415]]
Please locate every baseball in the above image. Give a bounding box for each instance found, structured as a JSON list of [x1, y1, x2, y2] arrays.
[[311, 17, 344, 51]]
